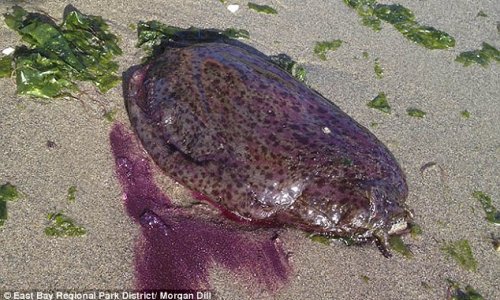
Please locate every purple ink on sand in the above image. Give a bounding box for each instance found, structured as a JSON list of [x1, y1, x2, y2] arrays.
[[109, 124, 290, 292]]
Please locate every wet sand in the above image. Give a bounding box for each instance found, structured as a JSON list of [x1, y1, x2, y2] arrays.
[[0, 0, 498, 299]]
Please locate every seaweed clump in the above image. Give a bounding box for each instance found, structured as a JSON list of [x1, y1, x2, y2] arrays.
[[0, 183, 20, 227], [1, 6, 122, 99], [456, 43, 500, 67], [344, 0, 455, 49], [367, 92, 391, 113], [45, 212, 86, 237]]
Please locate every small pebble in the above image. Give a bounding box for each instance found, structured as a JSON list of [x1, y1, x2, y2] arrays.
[[2, 47, 15, 55], [227, 4, 239, 13]]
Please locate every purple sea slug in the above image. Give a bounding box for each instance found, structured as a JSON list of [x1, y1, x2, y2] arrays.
[[125, 40, 412, 255]]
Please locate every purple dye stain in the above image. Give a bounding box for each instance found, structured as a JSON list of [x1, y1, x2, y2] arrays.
[[109, 123, 290, 292]]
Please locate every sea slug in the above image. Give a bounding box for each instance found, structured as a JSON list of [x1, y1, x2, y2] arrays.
[[125, 41, 412, 255]]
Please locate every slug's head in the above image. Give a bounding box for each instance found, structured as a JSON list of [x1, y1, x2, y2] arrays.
[[360, 181, 413, 257], [346, 180, 413, 256], [285, 177, 412, 256]]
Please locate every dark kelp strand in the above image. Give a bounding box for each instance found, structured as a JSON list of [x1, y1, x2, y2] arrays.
[[248, 2, 278, 15]]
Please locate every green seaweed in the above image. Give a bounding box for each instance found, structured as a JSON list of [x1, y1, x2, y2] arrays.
[[248, 3, 278, 15], [407, 108, 426, 118], [136, 21, 249, 61], [360, 275, 370, 283], [67, 185, 77, 203], [446, 279, 484, 300], [0, 183, 20, 202], [128, 23, 137, 31], [460, 110, 471, 119], [136, 21, 183, 56], [374, 58, 383, 78], [45, 212, 86, 237], [367, 92, 390, 113], [344, 0, 381, 31], [441, 240, 477, 272], [455, 42, 500, 67], [269, 53, 307, 82], [223, 28, 250, 39], [388, 235, 413, 258], [0, 55, 13, 78], [362, 51, 369, 59], [476, 11, 487, 18], [362, 16, 382, 31], [13, 48, 77, 98], [0, 181, 19, 227], [103, 109, 117, 122], [472, 191, 500, 224], [308, 234, 332, 245], [3, 6, 122, 98], [0, 201, 6, 227], [3, 5, 28, 32], [314, 40, 343, 60], [344, 0, 455, 49], [409, 223, 423, 239]]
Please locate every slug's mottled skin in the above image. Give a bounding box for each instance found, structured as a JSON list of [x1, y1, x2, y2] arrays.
[[126, 42, 411, 253]]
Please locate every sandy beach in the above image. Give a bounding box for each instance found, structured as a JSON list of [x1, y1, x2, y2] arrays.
[[0, 0, 498, 299]]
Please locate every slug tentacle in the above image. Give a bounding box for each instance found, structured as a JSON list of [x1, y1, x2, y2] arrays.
[[374, 230, 392, 258]]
